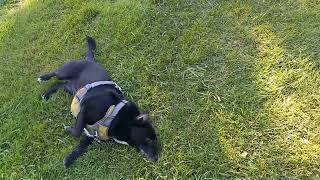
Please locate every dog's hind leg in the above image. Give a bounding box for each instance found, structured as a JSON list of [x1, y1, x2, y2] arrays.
[[39, 60, 85, 83], [63, 136, 94, 168], [42, 82, 72, 101]]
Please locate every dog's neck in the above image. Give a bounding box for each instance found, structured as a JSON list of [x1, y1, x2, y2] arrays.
[[108, 101, 140, 145]]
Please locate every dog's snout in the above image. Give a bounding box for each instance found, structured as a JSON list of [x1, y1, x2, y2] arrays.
[[147, 155, 158, 162], [152, 157, 158, 162], [147, 153, 159, 162]]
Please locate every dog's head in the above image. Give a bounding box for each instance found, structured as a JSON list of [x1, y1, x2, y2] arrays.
[[130, 113, 159, 161]]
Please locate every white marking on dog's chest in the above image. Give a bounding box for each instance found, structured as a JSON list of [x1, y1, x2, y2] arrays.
[[113, 138, 129, 145]]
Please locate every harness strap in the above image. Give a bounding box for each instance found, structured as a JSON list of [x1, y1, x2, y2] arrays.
[[84, 100, 128, 140], [99, 100, 128, 126], [84, 81, 122, 92], [71, 81, 122, 118]]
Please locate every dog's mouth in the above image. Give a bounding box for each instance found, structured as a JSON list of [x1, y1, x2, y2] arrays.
[[140, 149, 158, 161], [139, 145, 159, 162]]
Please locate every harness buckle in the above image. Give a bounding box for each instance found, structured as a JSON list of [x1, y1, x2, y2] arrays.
[[94, 131, 101, 143], [84, 128, 101, 143], [84, 128, 93, 137]]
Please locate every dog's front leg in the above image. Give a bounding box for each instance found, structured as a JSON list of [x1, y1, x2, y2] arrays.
[[64, 136, 94, 168], [65, 109, 85, 138], [42, 82, 70, 101]]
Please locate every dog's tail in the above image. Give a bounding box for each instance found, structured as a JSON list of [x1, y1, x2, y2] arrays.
[[85, 36, 96, 61]]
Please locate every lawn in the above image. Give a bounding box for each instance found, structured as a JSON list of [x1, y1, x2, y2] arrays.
[[1, 0, 320, 179]]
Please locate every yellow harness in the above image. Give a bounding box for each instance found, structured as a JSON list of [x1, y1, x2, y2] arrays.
[[84, 105, 115, 141], [70, 81, 126, 141], [71, 87, 87, 118]]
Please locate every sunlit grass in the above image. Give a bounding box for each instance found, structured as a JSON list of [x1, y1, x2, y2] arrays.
[[0, 0, 32, 40], [251, 24, 320, 176]]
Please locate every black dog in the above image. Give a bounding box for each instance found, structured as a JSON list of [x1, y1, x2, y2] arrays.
[[38, 37, 159, 168]]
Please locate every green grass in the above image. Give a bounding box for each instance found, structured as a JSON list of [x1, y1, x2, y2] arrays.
[[1, 0, 320, 178]]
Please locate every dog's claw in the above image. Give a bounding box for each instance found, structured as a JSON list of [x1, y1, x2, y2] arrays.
[[41, 94, 49, 101], [37, 77, 42, 83]]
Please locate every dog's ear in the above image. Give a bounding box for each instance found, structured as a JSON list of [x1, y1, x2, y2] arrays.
[[125, 101, 140, 116]]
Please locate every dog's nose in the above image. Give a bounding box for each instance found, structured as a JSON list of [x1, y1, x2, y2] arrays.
[[149, 156, 158, 162]]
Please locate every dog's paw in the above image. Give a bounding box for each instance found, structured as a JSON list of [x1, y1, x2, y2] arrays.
[[64, 125, 71, 131], [63, 155, 73, 168], [41, 94, 50, 101], [64, 126, 75, 135], [64, 126, 81, 138], [37, 77, 43, 83]]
